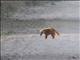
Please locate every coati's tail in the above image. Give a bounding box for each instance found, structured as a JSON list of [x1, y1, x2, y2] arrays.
[[51, 28, 60, 36]]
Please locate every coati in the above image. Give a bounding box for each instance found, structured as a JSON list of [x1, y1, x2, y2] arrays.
[[40, 27, 60, 39]]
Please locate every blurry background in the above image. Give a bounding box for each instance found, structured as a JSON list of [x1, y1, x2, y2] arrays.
[[1, 1, 80, 60], [1, 1, 80, 35]]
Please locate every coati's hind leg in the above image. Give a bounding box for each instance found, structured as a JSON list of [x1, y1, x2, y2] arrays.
[[51, 33, 55, 39]]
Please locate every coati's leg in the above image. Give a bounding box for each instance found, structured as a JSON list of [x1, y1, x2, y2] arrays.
[[45, 34, 48, 39], [51, 33, 55, 39]]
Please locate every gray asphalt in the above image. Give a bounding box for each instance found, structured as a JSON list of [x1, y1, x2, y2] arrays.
[[1, 33, 80, 60]]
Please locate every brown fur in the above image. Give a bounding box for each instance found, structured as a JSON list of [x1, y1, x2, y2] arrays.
[[40, 27, 60, 39]]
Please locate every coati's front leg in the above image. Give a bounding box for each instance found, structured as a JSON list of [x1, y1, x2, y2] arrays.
[[45, 34, 48, 39]]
